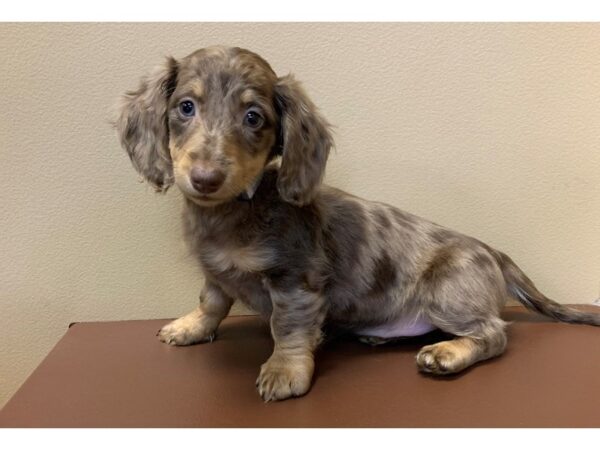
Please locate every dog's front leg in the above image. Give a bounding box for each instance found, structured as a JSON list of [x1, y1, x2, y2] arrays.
[[256, 285, 326, 402], [158, 280, 233, 345]]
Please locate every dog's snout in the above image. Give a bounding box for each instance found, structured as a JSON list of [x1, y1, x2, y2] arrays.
[[190, 166, 225, 194]]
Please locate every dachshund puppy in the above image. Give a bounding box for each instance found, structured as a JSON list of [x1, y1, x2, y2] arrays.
[[117, 46, 600, 402]]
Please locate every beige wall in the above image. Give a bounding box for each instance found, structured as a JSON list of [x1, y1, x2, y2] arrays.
[[1, 23, 599, 407]]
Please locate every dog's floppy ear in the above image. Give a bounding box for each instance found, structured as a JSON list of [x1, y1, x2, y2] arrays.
[[116, 57, 178, 192], [274, 75, 333, 206]]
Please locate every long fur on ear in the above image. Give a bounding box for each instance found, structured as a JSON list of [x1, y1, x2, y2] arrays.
[[274, 75, 333, 206], [116, 57, 178, 192]]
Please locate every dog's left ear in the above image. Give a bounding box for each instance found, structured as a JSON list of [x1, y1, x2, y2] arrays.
[[274, 75, 333, 206]]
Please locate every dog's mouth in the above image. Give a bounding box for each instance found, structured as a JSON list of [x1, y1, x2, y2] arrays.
[[177, 167, 267, 207], [187, 192, 225, 207], [192, 193, 213, 201], [185, 186, 245, 207], [173, 172, 226, 206]]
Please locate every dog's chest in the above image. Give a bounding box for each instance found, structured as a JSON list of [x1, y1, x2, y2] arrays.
[[198, 241, 275, 275], [197, 240, 275, 315]]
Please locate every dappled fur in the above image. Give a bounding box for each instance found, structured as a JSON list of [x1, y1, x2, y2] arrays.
[[117, 57, 178, 192], [117, 46, 600, 402]]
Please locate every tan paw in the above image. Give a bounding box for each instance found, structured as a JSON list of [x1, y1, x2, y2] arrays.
[[157, 315, 215, 346], [416, 342, 469, 375], [256, 356, 313, 402]]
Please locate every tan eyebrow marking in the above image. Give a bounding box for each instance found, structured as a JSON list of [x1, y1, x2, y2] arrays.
[[240, 88, 258, 104], [190, 79, 204, 98]]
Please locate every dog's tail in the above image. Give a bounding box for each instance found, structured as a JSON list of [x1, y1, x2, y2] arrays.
[[491, 249, 600, 326]]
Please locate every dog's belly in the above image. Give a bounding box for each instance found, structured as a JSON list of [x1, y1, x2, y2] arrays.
[[356, 314, 437, 338]]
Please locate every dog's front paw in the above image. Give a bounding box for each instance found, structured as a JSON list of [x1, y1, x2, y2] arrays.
[[157, 315, 215, 346], [256, 355, 313, 402]]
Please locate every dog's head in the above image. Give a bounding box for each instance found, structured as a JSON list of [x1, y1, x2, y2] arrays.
[[116, 46, 332, 207]]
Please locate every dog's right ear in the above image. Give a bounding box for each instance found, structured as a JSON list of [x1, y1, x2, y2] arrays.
[[116, 57, 178, 192]]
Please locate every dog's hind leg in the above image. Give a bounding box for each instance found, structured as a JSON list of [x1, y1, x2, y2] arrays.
[[415, 318, 507, 374], [415, 243, 509, 375], [157, 281, 233, 346]]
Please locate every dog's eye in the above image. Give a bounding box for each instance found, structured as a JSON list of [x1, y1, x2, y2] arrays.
[[243, 110, 264, 129], [179, 100, 196, 117]]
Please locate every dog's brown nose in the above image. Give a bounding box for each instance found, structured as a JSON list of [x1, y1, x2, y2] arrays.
[[190, 166, 225, 194]]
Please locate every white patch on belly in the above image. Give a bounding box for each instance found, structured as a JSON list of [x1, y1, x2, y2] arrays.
[[357, 314, 436, 338]]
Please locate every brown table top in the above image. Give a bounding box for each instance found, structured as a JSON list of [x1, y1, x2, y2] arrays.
[[1, 306, 600, 427]]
